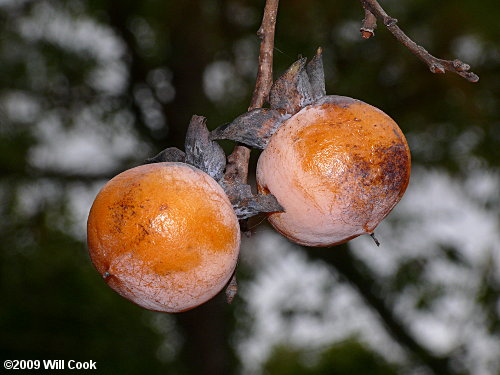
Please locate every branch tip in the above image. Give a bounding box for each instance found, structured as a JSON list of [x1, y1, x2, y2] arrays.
[[360, 29, 375, 39], [360, 8, 377, 39], [359, 0, 479, 82]]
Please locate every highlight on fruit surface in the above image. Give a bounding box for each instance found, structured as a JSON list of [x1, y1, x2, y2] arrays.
[[87, 162, 241, 312], [211, 48, 411, 247]]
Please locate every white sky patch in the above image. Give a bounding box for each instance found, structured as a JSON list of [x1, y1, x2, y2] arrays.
[[335, 20, 365, 43], [133, 84, 166, 130], [451, 34, 485, 66], [17, 2, 124, 62], [237, 229, 406, 374], [351, 168, 500, 276], [28, 106, 147, 174], [146, 313, 184, 364], [203, 60, 246, 104], [17, 2, 127, 95], [233, 37, 259, 79], [464, 169, 499, 206], [88, 60, 128, 95], [16, 179, 62, 219], [65, 181, 107, 240], [350, 167, 500, 375], [1, 91, 41, 124]]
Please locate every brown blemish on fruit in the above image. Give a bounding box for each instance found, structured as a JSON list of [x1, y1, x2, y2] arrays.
[[256, 97, 411, 247]]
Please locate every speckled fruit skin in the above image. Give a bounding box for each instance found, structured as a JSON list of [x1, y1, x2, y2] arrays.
[[257, 96, 411, 247], [87, 162, 240, 312]]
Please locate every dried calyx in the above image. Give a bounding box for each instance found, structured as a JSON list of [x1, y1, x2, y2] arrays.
[[210, 48, 327, 150], [147, 115, 283, 220]]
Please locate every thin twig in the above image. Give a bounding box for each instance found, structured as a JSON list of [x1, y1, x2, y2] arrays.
[[223, 0, 279, 304], [249, 0, 279, 111], [359, 0, 479, 82], [223, 0, 279, 187]]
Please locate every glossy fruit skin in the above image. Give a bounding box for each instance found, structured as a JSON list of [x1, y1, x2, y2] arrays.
[[87, 162, 240, 312], [257, 96, 411, 247]]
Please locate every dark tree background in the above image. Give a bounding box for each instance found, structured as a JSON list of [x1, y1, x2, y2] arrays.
[[0, 0, 498, 374]]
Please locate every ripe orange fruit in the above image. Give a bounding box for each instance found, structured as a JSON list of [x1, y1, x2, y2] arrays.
[[87, 162, 240, 312], [257, 96, 411, 247]]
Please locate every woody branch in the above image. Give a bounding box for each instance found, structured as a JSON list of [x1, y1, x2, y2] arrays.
[[359, 0, 479, 82]]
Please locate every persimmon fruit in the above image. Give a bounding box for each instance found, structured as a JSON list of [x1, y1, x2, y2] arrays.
[[256, 95, 411, 247], [87, 162, 240, 312], [210, 51, 411, 247]]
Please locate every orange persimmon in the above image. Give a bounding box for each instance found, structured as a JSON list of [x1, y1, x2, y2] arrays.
[[257, 96, 411, 247], [87, 162, 240, 312]]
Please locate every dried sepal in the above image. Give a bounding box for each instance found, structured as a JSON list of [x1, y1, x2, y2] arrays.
[[225, 273, 238, 304], [222, 182, 284, 220], [210, 52, 326, 152], [306, 47, 326, 101], [185, 115, 226, 182], [269, 57, 313, 115], [145, 147, 186, 164], [210, 108, 288, 149]]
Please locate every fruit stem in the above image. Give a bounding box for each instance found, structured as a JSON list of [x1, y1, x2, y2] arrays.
[[249, 0, 280, 111], [222, 0, 280, 304], [370, 232, 381, 247], [223, 0, 279, 187], [225, 273, 238, 304]]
